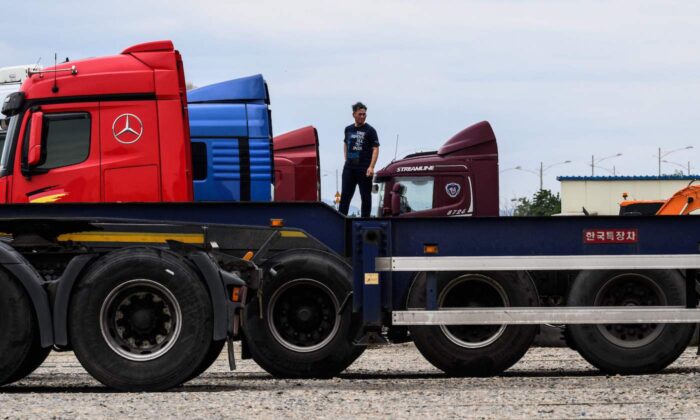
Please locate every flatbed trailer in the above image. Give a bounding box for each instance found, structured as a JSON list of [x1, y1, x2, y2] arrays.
[[0, 202, 698, 389], [1, 40, 699, 391]]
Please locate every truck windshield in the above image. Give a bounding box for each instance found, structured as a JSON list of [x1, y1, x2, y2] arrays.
[[394, 177, 434, 214], [0, 115, 18, 174]]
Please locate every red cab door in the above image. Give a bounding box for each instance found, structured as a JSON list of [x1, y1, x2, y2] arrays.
[[99, 100, 161, 202], [11, 102, 100, 203]]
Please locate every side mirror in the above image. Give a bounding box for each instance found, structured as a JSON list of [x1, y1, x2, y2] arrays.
[[372, 184, 379, 194], [390, 183, 406, 216], [27, 112, 43, 167], [1, 92, 25, 117]]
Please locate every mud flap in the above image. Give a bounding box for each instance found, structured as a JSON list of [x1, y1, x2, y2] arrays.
[[227, 336, 236, 371]]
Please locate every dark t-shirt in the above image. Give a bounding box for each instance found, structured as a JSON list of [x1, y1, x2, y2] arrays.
[[344, 123, 379, 168]]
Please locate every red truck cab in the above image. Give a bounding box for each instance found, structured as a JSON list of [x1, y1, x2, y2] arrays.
[[273, 126, 321, 201], [0, 40, 192, 203], [374, 121, 499, 217]]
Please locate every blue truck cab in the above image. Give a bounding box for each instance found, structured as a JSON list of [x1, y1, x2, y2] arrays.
[[188, 75, 273, 201]]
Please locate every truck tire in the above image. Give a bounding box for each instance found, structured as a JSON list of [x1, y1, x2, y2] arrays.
[[0, 272, 41, 386], [566, 269, 694, 374], [187, 339, 225, 381], [69, 248, 213, 391], [4, 334, 51, 385], [408, 271, 538, 376], [244, 249, 365, 378]]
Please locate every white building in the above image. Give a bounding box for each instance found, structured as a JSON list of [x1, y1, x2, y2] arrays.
[[557, 175, 699, 215]]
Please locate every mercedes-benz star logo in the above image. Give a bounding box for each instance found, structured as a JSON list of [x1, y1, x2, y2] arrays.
[[112, 113, 143, 144]]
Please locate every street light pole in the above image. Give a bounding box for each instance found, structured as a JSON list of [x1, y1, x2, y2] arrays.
[[516, 160, 571, 191], [591, 153, 622, 176], [662, 159, 693, 175], [658, 146, 693, 176]]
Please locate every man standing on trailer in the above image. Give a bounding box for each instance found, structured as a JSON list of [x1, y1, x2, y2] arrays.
[[339, 102, 380, 217]]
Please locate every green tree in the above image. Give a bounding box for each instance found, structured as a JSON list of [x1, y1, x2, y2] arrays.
[[513, 189, 561, 216]]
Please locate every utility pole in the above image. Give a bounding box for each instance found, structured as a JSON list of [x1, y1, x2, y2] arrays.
[[516, 160, 571, 192]]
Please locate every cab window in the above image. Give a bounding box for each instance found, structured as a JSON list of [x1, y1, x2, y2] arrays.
[[191, 141, 207, 181], [395, 177, 434, 213], [34, 113, 91, 170]]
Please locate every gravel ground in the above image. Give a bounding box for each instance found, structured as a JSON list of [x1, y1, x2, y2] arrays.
[[1, 344, 699, 419]]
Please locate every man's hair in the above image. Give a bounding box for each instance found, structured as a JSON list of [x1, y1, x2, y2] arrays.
[[352, 102, 367, 112]]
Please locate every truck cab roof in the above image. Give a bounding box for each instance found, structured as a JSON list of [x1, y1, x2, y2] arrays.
[[437, 120, 498, 156], [19, 40, 183, 101], [187, 74, 269, 105], [376, 121, 498, 179]]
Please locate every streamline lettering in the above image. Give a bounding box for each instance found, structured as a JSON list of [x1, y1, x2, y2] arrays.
[[396, 165, 435, 172]]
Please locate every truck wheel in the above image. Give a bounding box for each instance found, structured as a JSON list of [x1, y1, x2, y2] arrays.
[[408, 271, 538, 376], [244, 249, 365, 378], [69, 248, 213, 391], [0, 272, 41, 386], [5, 334, 51, 384], [187, 339, 225, 381], [567, 270, 694, 374]]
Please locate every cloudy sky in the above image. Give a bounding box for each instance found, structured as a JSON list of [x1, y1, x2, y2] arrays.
[[3, 1, 700, 208]]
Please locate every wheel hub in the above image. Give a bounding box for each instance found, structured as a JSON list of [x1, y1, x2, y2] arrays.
[[595, 274, 666, 348], [268, 278, 341, 353], [296, 306, 314, 322], [100, 279, 182, 361], [439, 274, 509, 349], [129, 309, 155, 332]]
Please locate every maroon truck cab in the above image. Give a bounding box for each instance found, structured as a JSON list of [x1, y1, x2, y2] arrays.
[[273, 126, 321, 201], [0, 40, 192, 203], [374, 121, 499, 217]]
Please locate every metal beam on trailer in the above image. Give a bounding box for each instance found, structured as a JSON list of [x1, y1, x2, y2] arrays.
[[375, 255, 700, 272], [392, 307, 700, 325], [385, 216, 700, 260], [0, 202, 348, 255]]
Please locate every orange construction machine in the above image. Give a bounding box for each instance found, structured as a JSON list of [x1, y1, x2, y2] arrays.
[[619, 181, 700, 216]]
